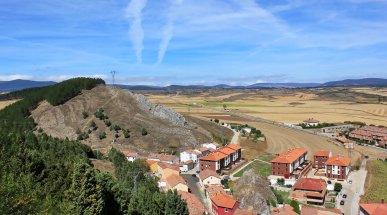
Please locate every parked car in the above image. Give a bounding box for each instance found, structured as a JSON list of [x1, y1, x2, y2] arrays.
[[343, 194, 347, 198], [349, 180, 352, 184], [327, 180, 332, 184], [340, 200, 345, 205], [191, 174, 196, 177]]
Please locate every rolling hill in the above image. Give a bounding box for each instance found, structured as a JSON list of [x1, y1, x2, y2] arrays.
[[0, 79, 56, 92]]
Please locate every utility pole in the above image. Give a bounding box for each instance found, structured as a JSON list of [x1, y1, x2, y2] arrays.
[[110, 70, 117, 86]]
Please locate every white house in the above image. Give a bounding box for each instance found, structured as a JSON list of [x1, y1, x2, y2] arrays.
[[180, 149, 202, 163], [180, 160, 195, 172], [242, 127, 252, 134], [201, 143, 220, 150], [199, 169, 221, 187], [126, 152, 139, 162], [303, 118, 320, 127]]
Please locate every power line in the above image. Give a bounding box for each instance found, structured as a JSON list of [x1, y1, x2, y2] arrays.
[[111, 70, 117, 86]]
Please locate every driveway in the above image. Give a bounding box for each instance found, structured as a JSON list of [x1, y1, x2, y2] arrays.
[[337, 159, 368, 215]]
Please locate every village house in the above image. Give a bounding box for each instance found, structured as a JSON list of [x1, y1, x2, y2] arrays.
[[336, 136, 354, 149], [359, 201, 387, 215], [326, 155, 351, 180], [303, 118, 320, 127], [211, 192, 239, 215], [180, 149, 202, 163], [300, 206, 341, 215], [290, 178, 327, 206], [205, 185, 224, 203], [164, 174, 188, 192], [180, 160, 194, 172], [349, 126, 387, 147], [147, 153, 179, 164], [126, 151, 140, 162], [202, 142, 221, 150], [178, 191, 206, 215], [199, 169, 222, 187], [156, 162, 180, 179], [199, 144, 242, 173], [146, 160, 159, 173], [271, 148, 310, 178], [313, 151, 332, 169], [198, 147, 212, 156], [272, 205, 298, 215]]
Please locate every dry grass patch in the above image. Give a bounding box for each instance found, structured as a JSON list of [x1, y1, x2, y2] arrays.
[[0, 100, 18, 110], [91, 158, 115, 176]]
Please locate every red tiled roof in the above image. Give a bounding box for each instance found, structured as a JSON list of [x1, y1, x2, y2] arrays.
[[273, 205, 298, 215], [165, 174, 187, 188], [205, 185, 224, 198], [336, 136, 352, 143], [147, 153, 178, 162], [326, 155, 351, 166], [218, 147, 235, 155], [158, 162, 180, 172], [303, 118, 319, 123], [360, 203, 387, 215], [314, 151, 330, 157], [226, 144, 241, 151], [271, 148, 307, 163], [293, 178, 326, 192], [199, 169, 221, 180], [200, 151, 227, 161], [234, 208, 257, 215], [198, 147, 211, 152], [178, 191, 206, 215], [211, 192, 237, 209], [146, 160, 157, 165], [301, 206, 341, 215]]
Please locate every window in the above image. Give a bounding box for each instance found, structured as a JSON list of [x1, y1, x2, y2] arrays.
[[225, 208, 228, 212]]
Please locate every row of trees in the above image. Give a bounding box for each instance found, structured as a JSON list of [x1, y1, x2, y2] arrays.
[[0, 78, 188, 214]]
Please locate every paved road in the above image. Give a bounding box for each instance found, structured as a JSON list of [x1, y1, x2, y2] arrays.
[[337, 159, 368, 215], [181, 174, 212, 213]]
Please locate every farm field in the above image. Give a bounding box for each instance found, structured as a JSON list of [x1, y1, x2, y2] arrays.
[[146, 88, 387, 126], [362, 160, 387, 203], [0, 100, 17, 110]]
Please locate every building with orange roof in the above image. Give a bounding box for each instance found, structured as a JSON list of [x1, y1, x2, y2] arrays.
[[156, 162, 180, 179], [350, 125, 387, 147], [325, 155, 351, 180], [272, 205, 298, 215], [360, 202, 387, 215], [205, 185, 224, 202], [199, 144, 242, 173], [124, 151, 140, 162], [301, 206, 341, 215], [290, 178, 327, 205], [164, 174, 188, 192], [211, 192, 239, 215], [145, 159, 159, 173], [199, 169, 221, 187], [271, 148, 308, 178], [178, 191, 206, 215], [313, 150, 332, 169]]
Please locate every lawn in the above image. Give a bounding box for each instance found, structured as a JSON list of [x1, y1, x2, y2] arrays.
[[234, 153, 274, 178], [362, 160, 387, 203]]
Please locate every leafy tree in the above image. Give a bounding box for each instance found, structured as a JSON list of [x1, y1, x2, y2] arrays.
[[89, 121, 97, 130], [290, 200, 301, 214], [214, 119, 219, 124], [99, 132, 106, 140], [334, 182, 343, 192], [223, 104, 227, 110], [103, 120, 111, 127], [123, 129, 130, 138], [165, 190, 189, 215]]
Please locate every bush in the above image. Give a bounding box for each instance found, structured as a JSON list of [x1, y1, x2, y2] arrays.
[[104, 120, 111, 127], [110, 124, 121, 132], [123, 129, 130, 138], [141, 128, 148, 136], [99, 132, 106, 140], [277, 178, 285, 185], [82, 111, 88, 119], [214, 119, 219, 124], [89, 121, 97, 130], [38, 127, 43, 133]]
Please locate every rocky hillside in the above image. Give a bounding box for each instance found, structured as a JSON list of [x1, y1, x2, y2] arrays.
[[31, 86, 212, 154], [233, 170, 276, 214]]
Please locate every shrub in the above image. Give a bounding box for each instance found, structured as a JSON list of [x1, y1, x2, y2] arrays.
[[214, 119, 219, 124], [99, 132, 106, 140], [104, 119, 111, 127], [89, 121, 97, 130], [38, 127, 43, 133], [141, 128, 148, 136], [123, 129, 130, 138], [82, 111, 88, 119]]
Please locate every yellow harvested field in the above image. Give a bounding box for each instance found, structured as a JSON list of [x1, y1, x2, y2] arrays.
[[0, 100, 17, 110], [147, 91, 387, 126]]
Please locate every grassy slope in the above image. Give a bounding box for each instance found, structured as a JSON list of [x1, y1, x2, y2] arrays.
[[362, 160, 387, 202]]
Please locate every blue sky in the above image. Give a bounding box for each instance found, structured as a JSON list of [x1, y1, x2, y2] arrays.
[[0, 0, 387, 85]]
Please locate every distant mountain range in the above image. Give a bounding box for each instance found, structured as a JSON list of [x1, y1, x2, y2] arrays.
[[0, 79, 56, 92], [117, 78, 387, 90], [1, 78, 386, 92]]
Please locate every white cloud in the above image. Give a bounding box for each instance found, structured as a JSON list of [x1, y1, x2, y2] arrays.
[[0, 74, 33, 81], [157, 0, 183, 65], [125, 0, 148, 64]]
